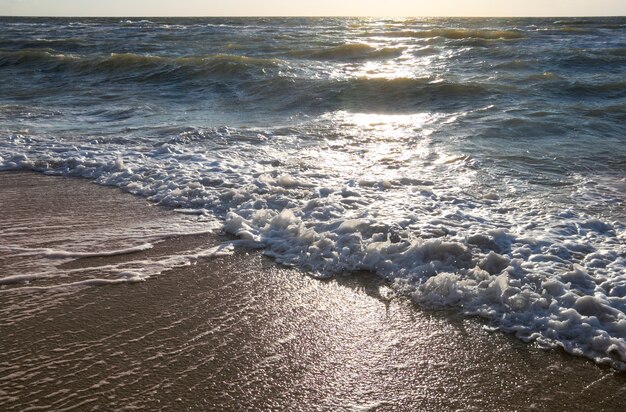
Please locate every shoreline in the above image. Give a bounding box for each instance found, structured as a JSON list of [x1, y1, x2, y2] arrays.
[[1, 171, 625, 411]]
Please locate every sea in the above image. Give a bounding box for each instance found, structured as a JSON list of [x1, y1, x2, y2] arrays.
[[0, 17, 625, 371]]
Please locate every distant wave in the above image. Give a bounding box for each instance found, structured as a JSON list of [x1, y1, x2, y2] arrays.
[[372, 28, 525, 40], [0, 50, 281, 79], [120, 19, 155, 25], [0, 37, 89, 50], [553, 19, 597, 26]]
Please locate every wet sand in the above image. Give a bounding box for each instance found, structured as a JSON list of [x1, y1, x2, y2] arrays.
[[1, 171, 624, 411]]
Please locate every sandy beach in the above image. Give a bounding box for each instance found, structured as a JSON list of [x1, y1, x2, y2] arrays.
[[0, 171, 624, 411]]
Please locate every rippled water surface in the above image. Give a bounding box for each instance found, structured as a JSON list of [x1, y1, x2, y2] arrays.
[[1, 17, 625, 370]]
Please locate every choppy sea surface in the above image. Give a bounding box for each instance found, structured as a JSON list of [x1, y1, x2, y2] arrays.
[[0, 17, 625, 369]]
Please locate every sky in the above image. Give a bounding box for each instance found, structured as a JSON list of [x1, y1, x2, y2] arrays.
[[0, 0, 625, 17]]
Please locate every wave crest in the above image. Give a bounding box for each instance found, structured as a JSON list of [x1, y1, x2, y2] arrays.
[[0, 50, 281, 78], [376, 28, 525, 40]]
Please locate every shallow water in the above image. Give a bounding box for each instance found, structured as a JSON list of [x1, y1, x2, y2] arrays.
[[1, 172, 625, 412], [0, 17, 625, 370]]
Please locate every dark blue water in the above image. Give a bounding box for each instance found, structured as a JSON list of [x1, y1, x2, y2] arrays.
[[1, 17, 625, 369]]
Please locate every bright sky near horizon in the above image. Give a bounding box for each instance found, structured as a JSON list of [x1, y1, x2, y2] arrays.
[[0, 0, 624, 17]]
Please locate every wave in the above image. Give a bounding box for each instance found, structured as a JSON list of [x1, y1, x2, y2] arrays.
[[555, 50, 626, 71], [287, 43, 405, 60], [241, 76, 499, 113], [563, 81, 626, 99], [0, 50, 281, 79], [328, 77, 494, 110], [2, 134, 625, 369], [0, 37, 89, 50], [0, 104, 62, 121], [0, 49, 501, 111], [581, 104, 626, 122], [532, 77, 626, 99], [557, 27, 595, 35], [553, 19, 602, 26], [120, 19, 155, 25], [374, 28, 525, 40], [0, 44, 406, 74], [526, 72, 560, 81]]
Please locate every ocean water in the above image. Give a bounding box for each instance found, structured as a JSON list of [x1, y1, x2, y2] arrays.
[[0, 17, 625, 370]]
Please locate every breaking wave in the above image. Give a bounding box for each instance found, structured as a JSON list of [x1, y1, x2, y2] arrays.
[[1, 15, 625, 372]]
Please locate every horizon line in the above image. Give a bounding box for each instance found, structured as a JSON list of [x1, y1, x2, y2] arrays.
[[1, 14, 625, 18]]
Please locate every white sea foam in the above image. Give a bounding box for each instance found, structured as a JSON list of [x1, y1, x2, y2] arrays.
[[15, 243, 155, 258], [0, 243, 235, 293], [1, 112, 625, 369]]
